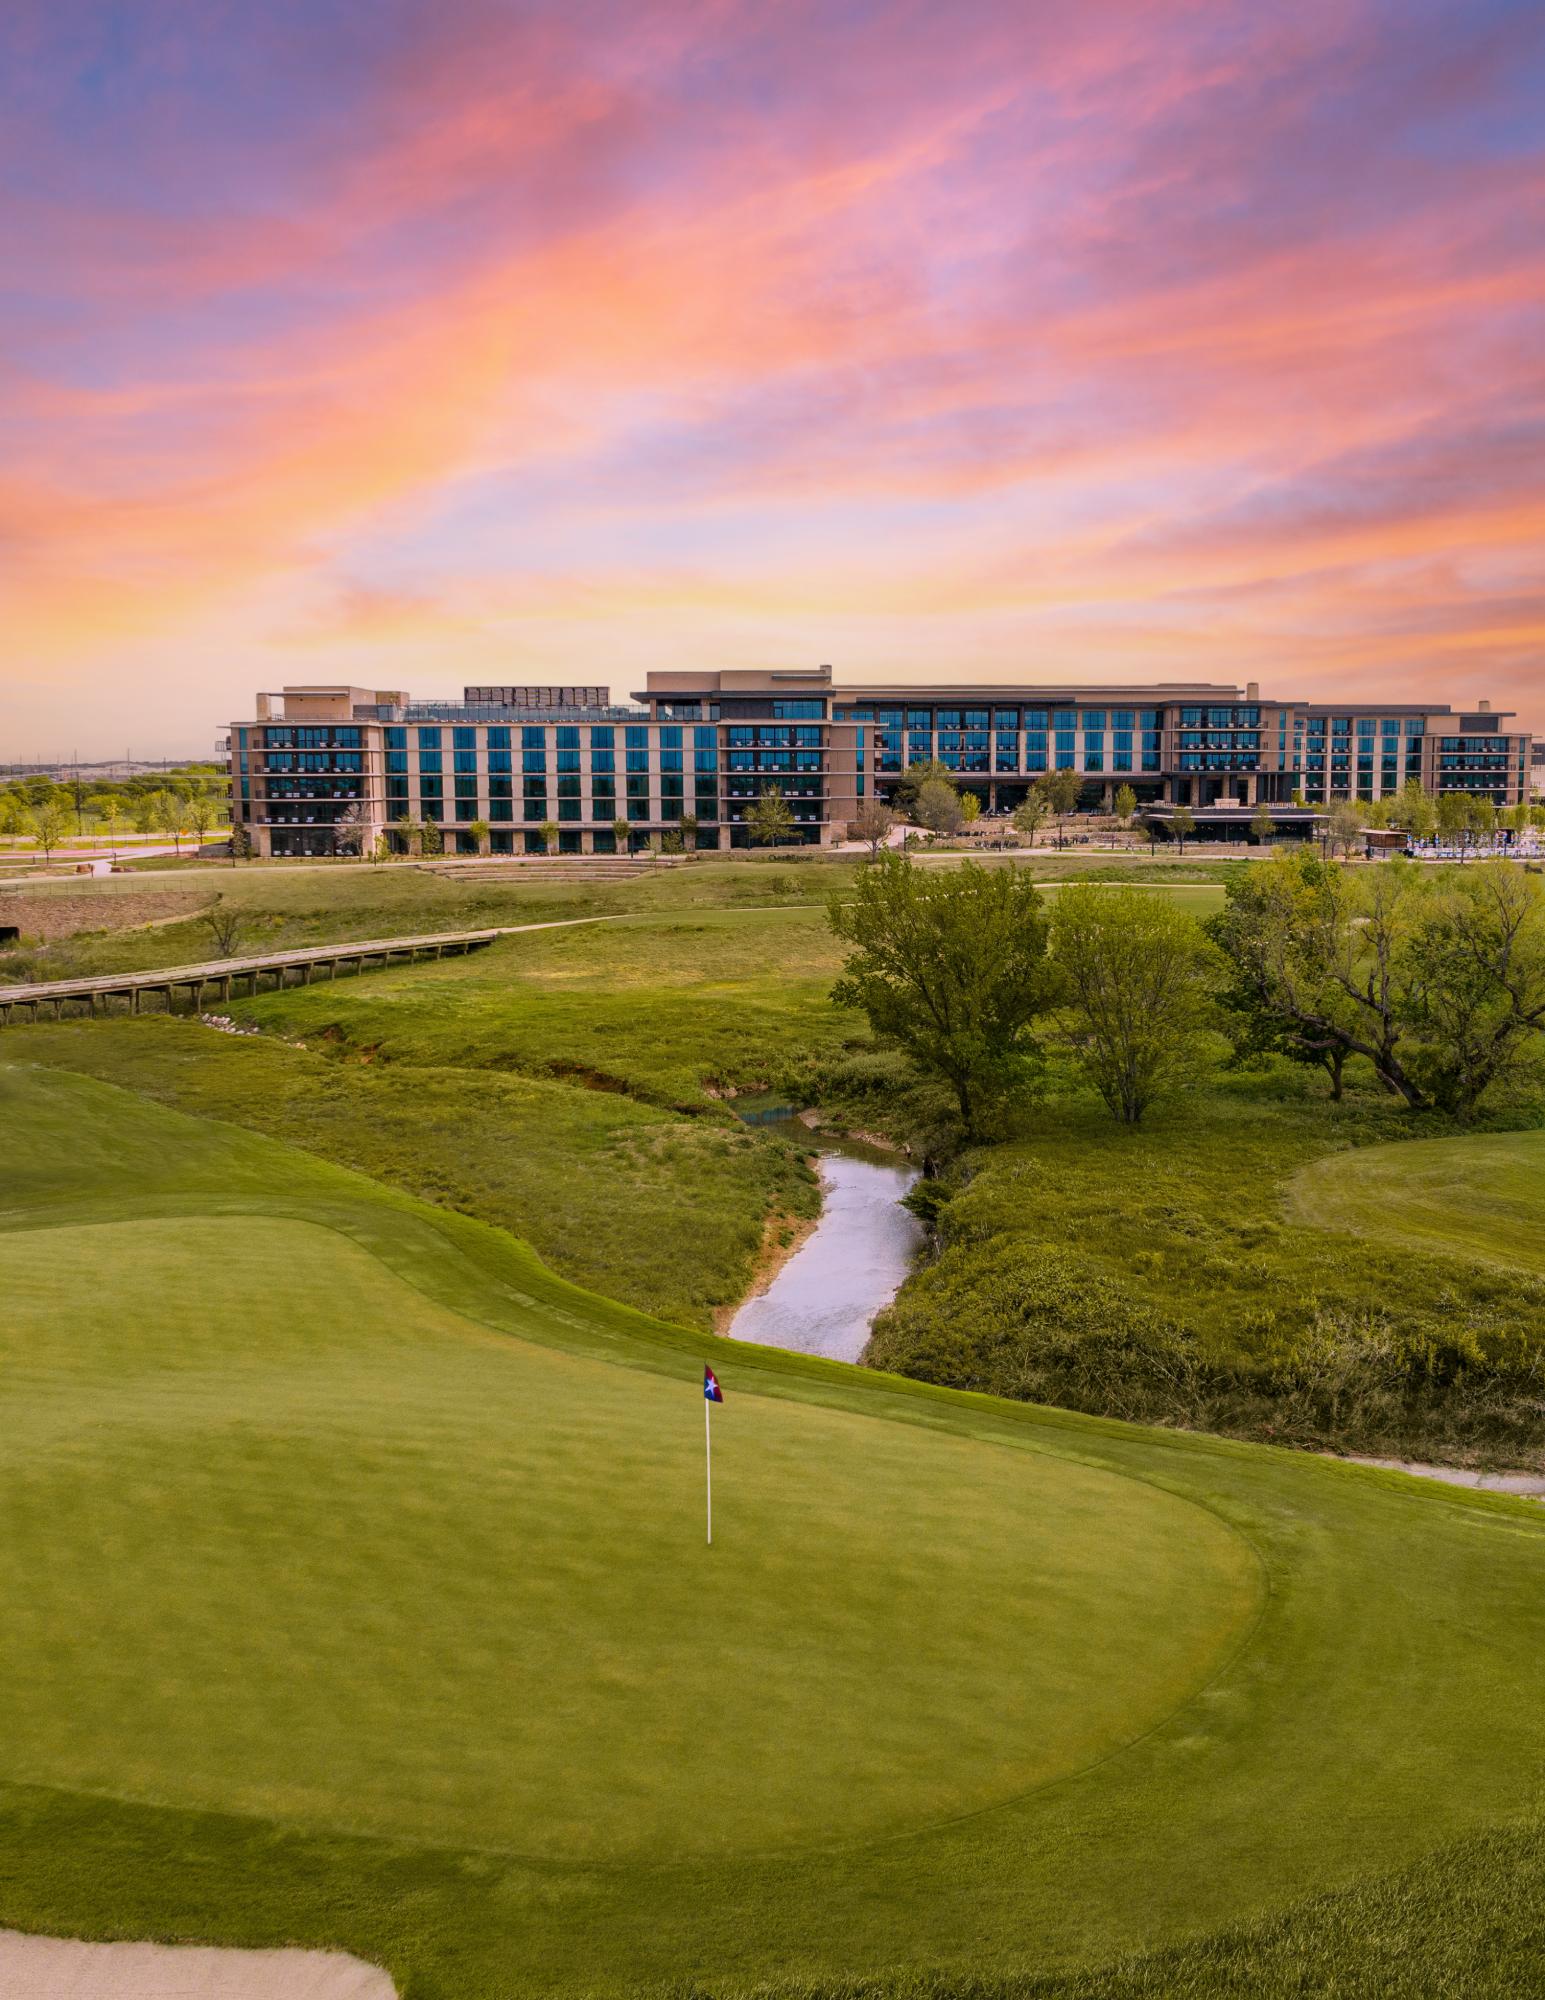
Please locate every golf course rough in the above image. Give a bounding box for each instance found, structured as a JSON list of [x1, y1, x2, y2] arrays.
[[2, 1059, 1544, 2000]]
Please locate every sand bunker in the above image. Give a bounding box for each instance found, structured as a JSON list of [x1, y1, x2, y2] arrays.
[[0, 1928, 396, 1998]]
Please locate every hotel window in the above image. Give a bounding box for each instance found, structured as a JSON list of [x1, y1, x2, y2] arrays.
[[877, 730, 903, 772], [994, 733, 1018, 770], [417, 728, 442, 749], [556, 750, 580, 774], [962, 733, 989, 772], [523, 727, 546, 751], [626, 748, 650, 774], [1025, 730, 1047, 771], [626, 726, 649, 750], [771, 700, 824, 719], [418, 748, 442, 775], [937, 709, 961, 730], [1111, 710, 1135, 730], [963, 709, 989, 730], [993, 709, 1018, 729], [523, 751, 547, 775], [1024, 710, 1048, 730], [488, 727, 511, 751], [386, 751, 407, 775], [938, 732, 962, 771], [386, 727, 406, 750], [591, 726, 614, 749], [1082, 711, 1106, 731], [908, 732, 931, 765], [1053, 710, 1077, 730], [453, 727, 476, 751], [454, 750, 478, 775], [878, 708, 904, 727], [694, 727, 717, 751], [488, 749, 512, 775]]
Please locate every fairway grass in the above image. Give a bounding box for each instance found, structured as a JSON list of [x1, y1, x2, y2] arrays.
[[1, 1214, 1253, 1859], [3, 1059, 1545, 1998], [1286, 1130, 1545, 1278]]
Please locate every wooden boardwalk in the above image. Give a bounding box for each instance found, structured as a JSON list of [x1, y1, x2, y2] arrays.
[[0, 928, 502, 1024]]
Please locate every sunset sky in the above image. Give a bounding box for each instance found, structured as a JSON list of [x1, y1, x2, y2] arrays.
[[3, 0, 1543, 758]]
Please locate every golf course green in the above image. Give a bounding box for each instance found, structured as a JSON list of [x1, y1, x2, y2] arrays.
[[3, 1057, 1544, 1998], [1287, 1130, 1545, 1278]]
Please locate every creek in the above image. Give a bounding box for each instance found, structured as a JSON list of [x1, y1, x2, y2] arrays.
[[726, 1102, 922, 1364]]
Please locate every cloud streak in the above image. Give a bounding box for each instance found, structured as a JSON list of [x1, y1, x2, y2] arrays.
[[1, 0, 1542, 752]]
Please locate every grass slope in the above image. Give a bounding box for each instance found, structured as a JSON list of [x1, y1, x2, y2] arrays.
[[2, 1060, 1544, 1998], [2, 1014, 818, 1328], [868, 1071, 1545, 1466], [1286, 1130, 1545, 1278]]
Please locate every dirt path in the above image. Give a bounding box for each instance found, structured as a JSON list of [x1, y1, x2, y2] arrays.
[[0, 1929, 396, 1997]]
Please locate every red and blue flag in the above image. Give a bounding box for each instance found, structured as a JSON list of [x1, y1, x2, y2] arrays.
[[704, 1365, 723, 1403]]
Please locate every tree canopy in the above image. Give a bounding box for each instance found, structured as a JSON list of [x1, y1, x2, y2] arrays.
[[828, 856, 1051, 1137]]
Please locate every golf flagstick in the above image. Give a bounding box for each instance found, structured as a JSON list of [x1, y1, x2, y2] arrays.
[[703, 1364, 722, 1544]]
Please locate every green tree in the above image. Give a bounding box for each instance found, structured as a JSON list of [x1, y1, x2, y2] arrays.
[[469, 818, 491, 857], [1326, 800, 1365, 859], [420, 817, 444, 858], [95, 793, 126, 855], [958, 791, 981, 827], [1113, 783, 1138, 825], [1400, 865, 1545, 1117], [828, 855, 1051, 1137], [393, 813, 421, 858], [187, 789, 219, 847], [679, 813, 699, 853], [1208, 851, 1428, 1107], [1250, 802, 1275, 846], [30, 799, 71, 863], [747, 785, 796, 847], [1435, 791, 1472, 852], [847, 797, 896, 859], [1039, 769, 1082, 847], [1012, 793, 1048, 848], [147, 788, 183, 850], [1050, 886, 1218, 1124], [229, 820, 253, 864], [892, 759, 954, 819], [538, 818, 559, 855], [1386, 779, 1437, 844], [612, 816, 631, 854], [913, 777, 964, 835], [1170, 805, 1196, 854]]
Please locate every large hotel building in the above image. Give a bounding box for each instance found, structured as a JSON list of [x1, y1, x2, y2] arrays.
[[226, 668, 1533, 858]]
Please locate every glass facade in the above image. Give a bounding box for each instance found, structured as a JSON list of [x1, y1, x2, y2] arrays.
[[237, 685, 1529, 852]]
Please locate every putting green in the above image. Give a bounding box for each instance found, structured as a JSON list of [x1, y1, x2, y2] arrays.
[[2, 1062, 1544, 2000], [0, 1214, 1255, 1860], [1286, 1130, 1545, 1277]]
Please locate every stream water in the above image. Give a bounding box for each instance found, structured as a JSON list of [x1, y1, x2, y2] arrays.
[[726, 1103, 922, 1363]]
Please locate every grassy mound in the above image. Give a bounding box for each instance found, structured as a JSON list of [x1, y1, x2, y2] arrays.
[[1286, 1130, 1545, 1278], [3, 1060, 1545, 1998]]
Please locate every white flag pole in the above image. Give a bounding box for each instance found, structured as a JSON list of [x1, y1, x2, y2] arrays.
[[705, 1384, 713, 1546]]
